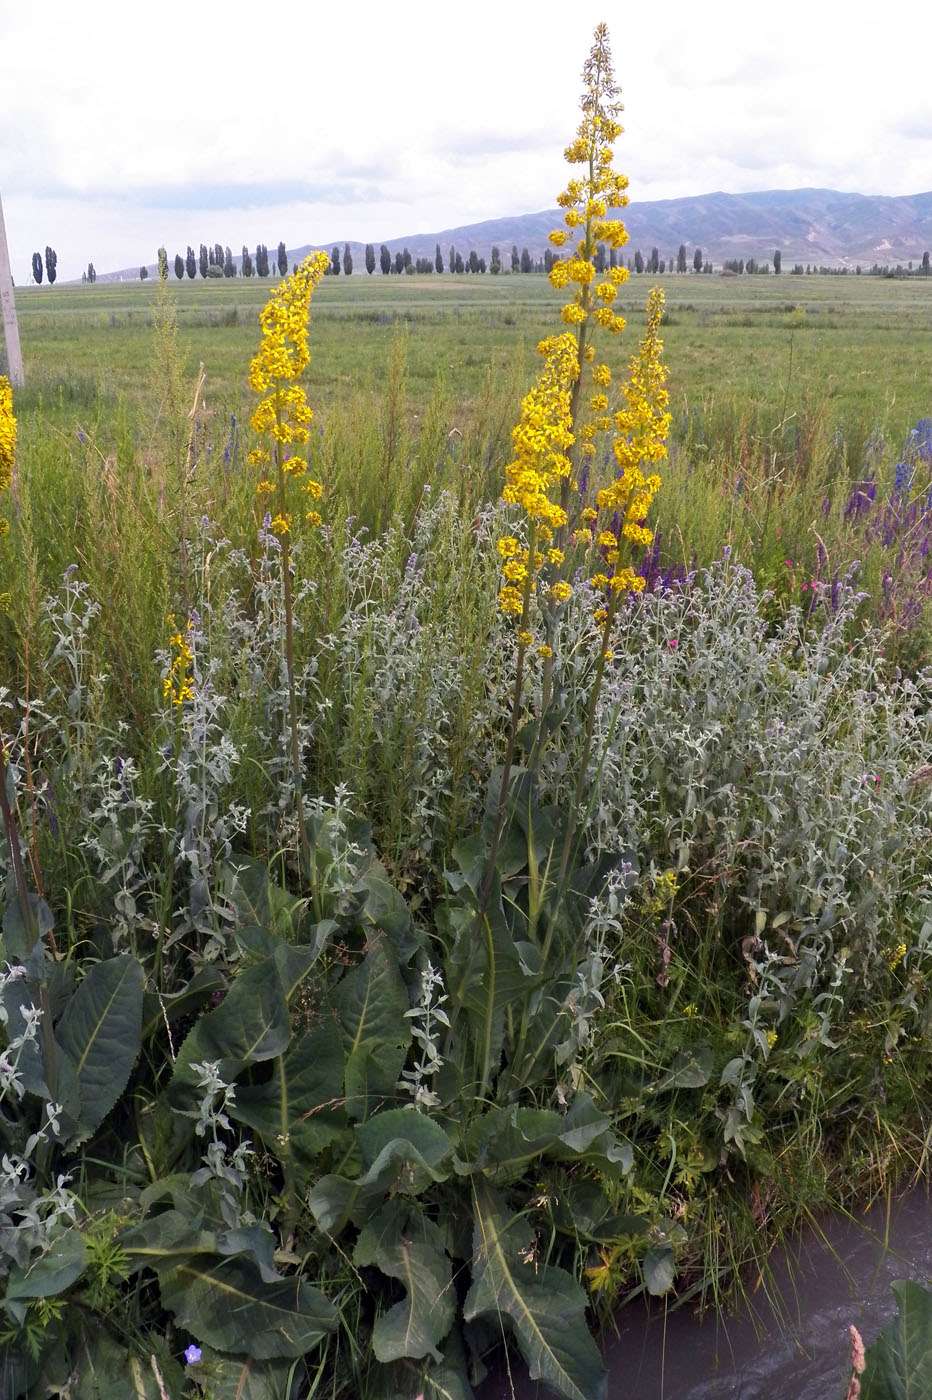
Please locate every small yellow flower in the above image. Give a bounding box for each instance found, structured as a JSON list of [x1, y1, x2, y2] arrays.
[[537, 644, 553, 659], [517, 630, 535, 647]]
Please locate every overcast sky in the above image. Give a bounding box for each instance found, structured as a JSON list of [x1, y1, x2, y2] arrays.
[[2, 0, 930, 283]]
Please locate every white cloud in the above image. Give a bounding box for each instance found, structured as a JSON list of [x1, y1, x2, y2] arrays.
[[2, 0, 930, 280]]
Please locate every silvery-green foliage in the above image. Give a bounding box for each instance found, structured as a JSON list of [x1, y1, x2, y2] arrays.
[[313, 500, 509, 862], [223, 523, 320, 843], [532, 556, 932, 1142], [399, 959, 449, 1109], [0, 966, 78, 1281], [80, 749, 158, 951], [188, 1060, 255, 1226], [154, 612, 245, 959]]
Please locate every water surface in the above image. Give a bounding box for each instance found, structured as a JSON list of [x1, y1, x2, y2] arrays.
[[478, 1188, 932, 1399]]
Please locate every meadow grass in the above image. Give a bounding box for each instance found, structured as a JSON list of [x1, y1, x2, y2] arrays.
[[11, 270, 932, 439]]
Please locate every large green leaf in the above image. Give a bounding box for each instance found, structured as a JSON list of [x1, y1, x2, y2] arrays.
[[355, 1212, 455, 1363], [4, 1231, 87, 1312], [230, 1020, 347, 1169], [156, 1254, 336, 1359], [464, 1181, 606, 1400], [331, 936, 410, 1119], [310, 1111, 453, 1233], [862, 1280, 932, 1399], [643, 1245, 675, 1297], [172, 948, 317, 1094], [120, 1208, 217, 1270], [53, 954, 143, 1140], [141, 967, 225, 1042]]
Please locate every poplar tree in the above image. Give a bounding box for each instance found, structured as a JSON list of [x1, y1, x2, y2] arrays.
[[435, 243, 443, 273], [224, 247, 235, 277], [343, 243, 353, 275], [157, 247, 168, 279], [365, 244, 375, 274], [174, 253, 184, 279], [277, 241, 287, 276], [380, 245, 390, 274], [32, 252, 42, 284], [185, 246, 196, 278], [45, 247, 57, 284], [199, 244, 209, 278]]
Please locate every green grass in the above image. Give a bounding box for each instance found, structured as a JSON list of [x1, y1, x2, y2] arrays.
[[10, 271, 932, 447]]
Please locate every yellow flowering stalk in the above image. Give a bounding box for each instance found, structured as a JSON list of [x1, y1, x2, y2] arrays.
[[498, 331, 578, 643], [163, 614, 194, 706], [591, 285, 670, 606], [248, 252, 330, 887], [248, 251, 329, 533], [549, 22, 630, 472], [0, 376, 15, 613]]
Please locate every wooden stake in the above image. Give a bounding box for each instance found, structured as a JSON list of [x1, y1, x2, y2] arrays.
[[0, 192, 24, 388]]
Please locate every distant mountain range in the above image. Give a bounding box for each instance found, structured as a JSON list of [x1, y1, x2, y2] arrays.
[[121, 189, 932, 283]]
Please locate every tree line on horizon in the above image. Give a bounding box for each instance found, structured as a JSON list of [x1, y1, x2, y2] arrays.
[[25, 239, 932, 285]]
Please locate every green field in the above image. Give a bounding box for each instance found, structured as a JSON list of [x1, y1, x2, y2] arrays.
[[11, 269, 932, 447]]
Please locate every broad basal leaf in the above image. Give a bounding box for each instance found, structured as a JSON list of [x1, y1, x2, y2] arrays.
[[231, 1020, 347, 1170], [54, 954, 144, 1140], [354, 1218, 455, 1363], [331, 936, 410, 1119], [464, 1181, 606, 1400], [310, 1112, 453, 1233], [862, 1279, 932, 1400], [156, 1254, 336, 1359], [171, 957, 293, 1095], [5, 1230, 87, 1305]]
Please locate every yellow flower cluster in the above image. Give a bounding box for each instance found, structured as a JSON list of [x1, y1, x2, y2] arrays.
[[498, 333, 577, 620], [591, 287, 670, 595], [249, 252, 329, 527], [547, 21, 630, 443], [163, 614, 194, 705], [0, 377, 15, 610], [0, 377, 15, 496]]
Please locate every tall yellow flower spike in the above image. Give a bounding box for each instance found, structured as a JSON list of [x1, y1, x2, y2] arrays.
[[0, 376, 15, 612], [249, 252, 330, 529], [498, 332, 578, 632], [548, 20, 630, 458], [593, 286, 670, 597]]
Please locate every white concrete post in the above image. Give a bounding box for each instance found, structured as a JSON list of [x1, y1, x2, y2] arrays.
[[0, 192, 24, 388]]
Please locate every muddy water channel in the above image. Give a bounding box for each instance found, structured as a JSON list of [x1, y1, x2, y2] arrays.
[[478, 1188, 932, 1399]]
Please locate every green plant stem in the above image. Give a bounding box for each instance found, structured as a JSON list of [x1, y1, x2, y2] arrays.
[[274, 404, 313, 896]]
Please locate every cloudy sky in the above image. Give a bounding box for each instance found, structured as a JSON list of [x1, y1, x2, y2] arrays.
[[2, 0, 929, 283]]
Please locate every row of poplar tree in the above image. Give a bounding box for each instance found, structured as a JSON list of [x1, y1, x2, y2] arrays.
[[153, 243, 290, 280], [30, 248, 57, 284]]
